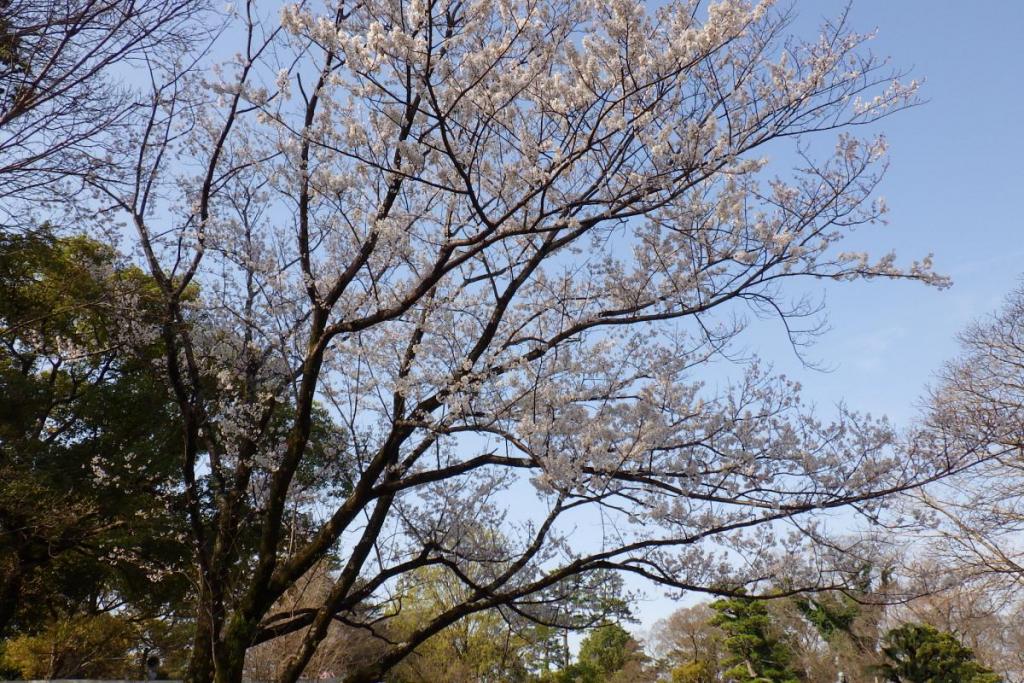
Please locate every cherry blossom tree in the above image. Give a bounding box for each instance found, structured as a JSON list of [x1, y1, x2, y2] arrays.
[[79, 0, 965, 681]]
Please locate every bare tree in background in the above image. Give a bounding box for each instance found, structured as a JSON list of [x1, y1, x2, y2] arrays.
[[904, 284, 1024, 581], [649, 602, 724, 678], [243, 563, 388, 681], [898, 284, 1024, 680], [62, 0, 975, 681], [0, 0, 205, 215]]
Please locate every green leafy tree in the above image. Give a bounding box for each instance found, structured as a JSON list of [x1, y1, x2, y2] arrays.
[[537, 622, 652, 683], [0, 229, 355, 677], [671, 659, 718, 683], [381, 566, 646, 683], [0, 1, 22, 68], [876, 623, 1002, 683], [709, 595, 801, 683], [577, 622, 647, 679], [0, 612, 139, 678], [382, 566, 561, 683], [0, 229, 191, 639]]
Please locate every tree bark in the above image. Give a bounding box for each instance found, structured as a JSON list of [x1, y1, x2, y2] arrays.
[[185, 588, 216, 683]]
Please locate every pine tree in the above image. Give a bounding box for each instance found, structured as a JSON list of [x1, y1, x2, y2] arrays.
[[709, 595, 801, 683], [876, 623, 1002, 683]]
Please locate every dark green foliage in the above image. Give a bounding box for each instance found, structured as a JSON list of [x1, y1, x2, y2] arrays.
[[576, 622, 637, 676], [709, 595, 801, 683], [795, 592, 860, 643], [876, 623, 1002, 683], [0, 229, 190, 641], [536, 622, 650, 683], [0, 229, 357, 676]]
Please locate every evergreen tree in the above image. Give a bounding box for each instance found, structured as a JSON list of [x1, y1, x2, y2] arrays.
[[0, 229, 356, 676], [537, 622, 652, 683], [709, 595, 801, 683], [0, 229, 190, 640], [576, 622, 642, 678], [876, 623, 1002, 683]]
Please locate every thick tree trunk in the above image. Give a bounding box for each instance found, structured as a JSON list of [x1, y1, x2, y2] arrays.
[[185, 623, 215, 683], [186, 606, 257, 683], [212, 641, 247, 683], [213, 611, 264, 683], [185, 587, 216, 683]]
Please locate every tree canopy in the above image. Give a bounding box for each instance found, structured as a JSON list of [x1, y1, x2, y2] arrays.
[[0, 1, 1011, 682], [0, 230, 189, 634], [708, 595, 801, 683], [876, 623, 1002, 683]]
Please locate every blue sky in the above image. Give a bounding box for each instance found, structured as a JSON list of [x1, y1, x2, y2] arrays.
[[629, 0, 1024, 636], [746, 0, 1024, 425]]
